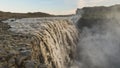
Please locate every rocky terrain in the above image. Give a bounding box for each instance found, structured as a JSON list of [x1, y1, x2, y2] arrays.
[[0, 21, 34, 68], [0, 17, 79, 68]]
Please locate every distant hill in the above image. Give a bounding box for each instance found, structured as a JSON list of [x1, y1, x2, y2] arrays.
[[0, 11, 54, 20]]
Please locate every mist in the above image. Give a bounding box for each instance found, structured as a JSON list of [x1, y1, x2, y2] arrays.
[[74, 10, 120, 68]]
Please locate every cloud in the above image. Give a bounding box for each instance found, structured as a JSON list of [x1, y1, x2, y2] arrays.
[[49, 9, 76, 15], [77, 0, 86, 8], [55, 0, 111, 14], [77, 0, 109, 8]]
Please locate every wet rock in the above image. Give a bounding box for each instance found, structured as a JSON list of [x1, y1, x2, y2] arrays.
[[24, 60, 36, 68], [20, 50, 31, 56], [0, 63, 8, 68], [38, 64, 47, 68], [8, 58, 15, 67]]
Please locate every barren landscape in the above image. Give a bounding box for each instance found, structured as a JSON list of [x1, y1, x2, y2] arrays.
[[1, 3, 120, 68]]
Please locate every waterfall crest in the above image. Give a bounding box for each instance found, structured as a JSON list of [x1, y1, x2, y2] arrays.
[[2, 18, 79, 68]]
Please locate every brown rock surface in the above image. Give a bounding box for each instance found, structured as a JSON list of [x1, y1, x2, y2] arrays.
[[0, 19, 79, 68]]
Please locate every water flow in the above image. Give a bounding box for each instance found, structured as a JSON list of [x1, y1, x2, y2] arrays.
[[3, 18, 79, 68]]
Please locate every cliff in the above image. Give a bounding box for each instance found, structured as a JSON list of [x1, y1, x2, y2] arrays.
[[77, 4, 120, 29]]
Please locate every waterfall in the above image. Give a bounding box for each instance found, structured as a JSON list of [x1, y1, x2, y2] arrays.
[[2, 9, 120, 68], [31, 20, 79, 68], [3, 18, 79, 68]]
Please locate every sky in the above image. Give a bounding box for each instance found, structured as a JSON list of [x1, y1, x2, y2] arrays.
[[0, 0, 120, 15]]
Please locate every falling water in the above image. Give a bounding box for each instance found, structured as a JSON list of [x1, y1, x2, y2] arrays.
[[3, 18, 79, 68]]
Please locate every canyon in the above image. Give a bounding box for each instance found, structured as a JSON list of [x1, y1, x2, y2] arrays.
[[1, 4, 120, 68]]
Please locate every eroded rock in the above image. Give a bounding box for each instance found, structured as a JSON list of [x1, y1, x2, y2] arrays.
[[0, 18, 79, 68]]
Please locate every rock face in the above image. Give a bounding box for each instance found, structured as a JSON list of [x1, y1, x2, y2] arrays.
[[0, 18, 79, 68]]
